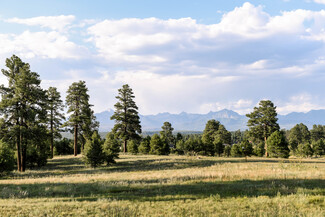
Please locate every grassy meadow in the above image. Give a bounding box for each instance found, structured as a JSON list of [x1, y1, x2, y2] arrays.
[[0, 154, 324, 216]]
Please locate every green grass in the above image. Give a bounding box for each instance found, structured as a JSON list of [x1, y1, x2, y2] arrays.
[[0, 155, 324, 216]]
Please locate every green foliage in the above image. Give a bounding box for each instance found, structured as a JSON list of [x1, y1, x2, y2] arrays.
[[64, 81, 97, 156], [111, 84, 141, 153], [54, 138, 74, 155], [230, 143, 242, 157], [102, 132, 120, 165], [297, 143, 313, 158], [223, 145, 231, 157], [0, 140, 15, 175], [149, 134, 166, 155], [310, 125, 325, 142], [246, 100, 279, 156], [267, 131, 290, 158], [138, 136, 151, 154], [231, 130, 243, 144], [288, 123, 310, 153], [202, 120, 231, 156], [46, 87, 65, 158], [241, 140, 253, 158], [84, 131, 104, 168], [0, 55, 48, 172], [160, 122, 174, 148], [253, 141, 265, 157], [127, 140, 139, 154], [312, 139, 325, 156]]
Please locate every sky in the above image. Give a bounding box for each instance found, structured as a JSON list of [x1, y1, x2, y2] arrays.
[[1, 0, 325, 115]]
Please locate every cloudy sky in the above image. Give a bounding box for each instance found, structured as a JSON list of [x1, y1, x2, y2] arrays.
[[1, 0, 325, 115]]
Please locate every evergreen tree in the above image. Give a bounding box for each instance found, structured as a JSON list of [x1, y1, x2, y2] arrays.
[[127, 140, 139, 154], [138, 136, 151, 154], [310, 125, 325, 142], [46, 87, 65, 158], [0, 140, 15, 175], [297, 143, 313, 158], [64, 81, 97, 156], [102, 132, 120, 165], [0, 55, 47, 172], [84, 131, 104, 168], [288, 123, 310, 153], [149, 134, 165, 155], [230, 143, 242, 157], [223, 145, 231, 157], [160, 122, 174, 149], [246, 100, 280, 157], [241, 140, 253, 161], [312, 139, 325, 156], [267, 131, 290, 158], [111, 84, 141, 153]]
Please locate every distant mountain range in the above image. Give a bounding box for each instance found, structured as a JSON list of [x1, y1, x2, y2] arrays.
[[95, 109, 325, 132]]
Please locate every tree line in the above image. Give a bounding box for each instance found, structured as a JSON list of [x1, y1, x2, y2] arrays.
[[0, 55, 324, 174]]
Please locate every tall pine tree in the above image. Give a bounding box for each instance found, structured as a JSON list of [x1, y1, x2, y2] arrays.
[[0, 55, 47, 171], [111, 84, 141, 153], [246, 100, 279, 157], [64, 81, 97, 156], [46, 87, 65, 158]]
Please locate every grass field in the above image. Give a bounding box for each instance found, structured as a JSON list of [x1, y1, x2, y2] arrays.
[[0, 155, 324, 216]]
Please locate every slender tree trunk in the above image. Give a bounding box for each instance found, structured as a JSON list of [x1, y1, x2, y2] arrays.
[[16, 119, 22, 171], [50, 111, 54, 158], [264, 136, 268, 157], [21, 143, 26, 172], [74, 125, 78, 156], [124, 140, 127, 153]]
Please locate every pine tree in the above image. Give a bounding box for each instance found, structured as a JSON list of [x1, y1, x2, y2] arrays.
[[64, 81, 97, 156], [111, 84, 141, 153], [84, 131, 104, 168], [138, 136, 151, 154], [312, 139, 325, 156], [149, 134, 165, 155], [103, 132, 120, 165], [267, 131, 290, 158], [0, 55, 47, 172], [160, 122, 174, 148], [46, 87, 65, 158], [246, 100, 280, 157], [241, 140, 253, 161]]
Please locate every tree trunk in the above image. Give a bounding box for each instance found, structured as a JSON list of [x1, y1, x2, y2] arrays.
[[74, 125, 78, 156], [50, 110, 54, 158], [16, 134, 21, 172], [264, 136, 268, 157], [21, 143, 26, 172], [124, 140, 127, 153]]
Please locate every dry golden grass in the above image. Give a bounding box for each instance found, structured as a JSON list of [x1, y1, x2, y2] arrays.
[[0, 154, 324, 216]]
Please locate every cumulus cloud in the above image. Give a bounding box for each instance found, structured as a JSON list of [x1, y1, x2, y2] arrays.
[[0, 31, 88, 59], [277, 94, 325, 114], [6, 15, 75, 32]]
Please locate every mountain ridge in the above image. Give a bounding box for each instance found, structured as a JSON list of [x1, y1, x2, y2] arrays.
[[95, 109, 325, 132]]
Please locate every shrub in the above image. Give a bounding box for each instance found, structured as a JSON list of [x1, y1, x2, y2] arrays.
[[127, 140, 139, 154], [138, 136, 151, 154], [0, 140, 15, 175], [297, 143, 313, 158], [231, 143, 242, 157], [54, 138, 74, 155], [223, 145, 231, 157], [312, 139, 325, 156], [84, 131, 104, 168], [150, 134, 166, 155], [103, 132, 120, 165], [267, 131, 290, 158]]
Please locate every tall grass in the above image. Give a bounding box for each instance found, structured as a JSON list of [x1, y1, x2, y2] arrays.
[[0, 155, 324, 216]]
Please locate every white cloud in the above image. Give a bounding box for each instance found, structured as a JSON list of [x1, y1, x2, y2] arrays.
[[314, 0, 325, 5], [6, 15, 75, 32], [0, 31, 87, 59], [277, 94, 325, 114]]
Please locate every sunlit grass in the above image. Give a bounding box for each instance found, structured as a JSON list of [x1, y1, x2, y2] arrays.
[[0, 154, 324, 216]]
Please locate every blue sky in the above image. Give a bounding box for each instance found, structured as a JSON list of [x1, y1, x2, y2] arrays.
[[1, 0, 325, 115]]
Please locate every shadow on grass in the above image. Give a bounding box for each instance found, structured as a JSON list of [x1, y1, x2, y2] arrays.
[[8, 155, 325, 179], [0, 178, 324, 201]]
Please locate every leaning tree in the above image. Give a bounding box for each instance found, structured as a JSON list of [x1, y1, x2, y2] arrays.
[[111, 84, 141, 153], [246, 100, 279, 157]]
